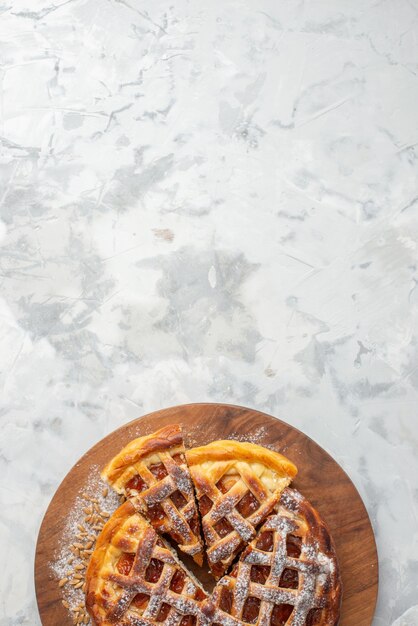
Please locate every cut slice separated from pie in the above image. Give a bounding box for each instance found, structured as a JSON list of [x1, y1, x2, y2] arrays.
[[203, 488, 342, 626], [86, 501, 207, 626], [186, 440, 298, 579], [102, 424, 204, 566]]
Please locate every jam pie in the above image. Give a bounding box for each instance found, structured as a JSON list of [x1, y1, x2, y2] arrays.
[[85, 500, 207, 626], [102, 424, 204, 565], [85, 426, 342, 626], [186, 441, 297, 578], [203, 488, 342, 626]]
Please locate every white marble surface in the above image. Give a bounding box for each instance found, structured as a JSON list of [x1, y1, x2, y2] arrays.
[[0, 0, 418, 624]]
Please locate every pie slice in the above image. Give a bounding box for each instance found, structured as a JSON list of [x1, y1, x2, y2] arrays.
[[186, 441, 297, 579], [203, 488, 342, 626], [86, 500, 207, 626], [102, 424, 204, 565]]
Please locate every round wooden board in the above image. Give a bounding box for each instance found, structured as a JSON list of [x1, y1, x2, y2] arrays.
[[35, 403, 378, 625]]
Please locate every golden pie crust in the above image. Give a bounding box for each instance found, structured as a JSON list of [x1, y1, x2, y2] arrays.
[[203, 487, 342, 626], [102, 425, 204, 565], [186, 441, 297, 579], [85, 426, 342, 626], [85, 500, 207, 626]]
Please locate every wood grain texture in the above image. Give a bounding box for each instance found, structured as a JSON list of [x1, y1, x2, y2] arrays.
[[35, 403, 379, 626]]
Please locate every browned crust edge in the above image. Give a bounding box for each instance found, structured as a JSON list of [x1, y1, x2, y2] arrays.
[[186, 440, 298, 478], [85, 500, 138, 625], [279, 487, 343, 626], [203, 487, 342, 626], [102, 424, 183, 484]]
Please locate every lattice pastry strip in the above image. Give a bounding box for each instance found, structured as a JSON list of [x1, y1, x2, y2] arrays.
[[86, 501, 207, 626], [187, 441, 298, 578], [129, 452, 196, 538], [203, 488, 342, 626], [102, 425, 204, 565]]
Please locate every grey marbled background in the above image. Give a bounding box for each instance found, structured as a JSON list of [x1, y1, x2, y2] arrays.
[[0, 0, 418, 624]]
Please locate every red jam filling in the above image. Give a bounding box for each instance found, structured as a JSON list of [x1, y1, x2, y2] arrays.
[[194, 588, 206, 601], [214, 518, 233, 538], [242, 597, 261, 624], [286, 535, 302, 558], [219, 587, 233, 613], [145, 558, 163, 583], [171, 490, 188, 509], [271, 604, 293, 626], [279, 568, 298, 589], [116, 553, 134, 575], [131, 593, 148, 608], [170, 570, 186, 593], [236, 491, 259, 518], [250, 565, 270, 584], [199, 495, 213, 516], [126, 474, 147, 493], [255, 531, 274, 552], [147, 504, 166, 525], [156, 603, 171, 621], [149, 462, 169, 480]]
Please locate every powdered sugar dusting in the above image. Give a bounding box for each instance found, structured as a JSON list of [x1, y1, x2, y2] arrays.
[[228, 513, 255, 542], [184, 423, 272, 449], [185, 423, 293, 459], [208, 488, 340, 626], [50, 465, 121, 623], [47, 432, 334, 625], [225, 426, 269, 445], [279, 488, 303, 512]]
